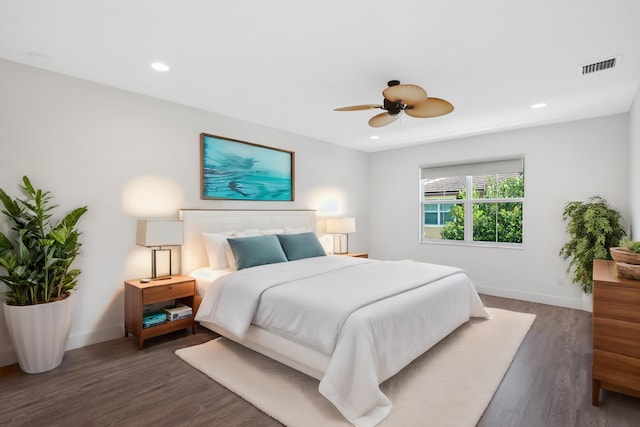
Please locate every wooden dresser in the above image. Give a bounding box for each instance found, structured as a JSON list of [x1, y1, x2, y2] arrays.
[[592, 259, 640, 405]]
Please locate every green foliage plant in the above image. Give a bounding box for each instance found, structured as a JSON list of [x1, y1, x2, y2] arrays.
[[440, 174, 524, 243], [0, 176, 88, 306], [559, 196, 625, 294]]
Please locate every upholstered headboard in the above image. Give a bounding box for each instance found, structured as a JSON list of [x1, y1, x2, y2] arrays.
[[178, 209, 317, 274]]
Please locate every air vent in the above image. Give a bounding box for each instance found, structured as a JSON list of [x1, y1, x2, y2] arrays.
[[580, 56, 621, 75]]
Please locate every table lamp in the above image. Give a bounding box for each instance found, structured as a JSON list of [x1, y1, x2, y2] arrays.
[[136, 219, 184, 279], [326, 217, 356, 254]]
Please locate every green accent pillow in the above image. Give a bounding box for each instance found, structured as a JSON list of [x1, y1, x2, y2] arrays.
[[277, 232, 326, 261], [227, 235, 288, 270]]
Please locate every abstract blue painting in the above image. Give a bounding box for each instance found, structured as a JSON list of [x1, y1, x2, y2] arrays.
[[200, 133, 294, 201]]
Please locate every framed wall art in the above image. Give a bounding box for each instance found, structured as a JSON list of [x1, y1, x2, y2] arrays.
[[200, 133, 295, 201]]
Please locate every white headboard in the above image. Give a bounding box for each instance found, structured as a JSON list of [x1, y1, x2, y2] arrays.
[[179, 209, 317, 274]]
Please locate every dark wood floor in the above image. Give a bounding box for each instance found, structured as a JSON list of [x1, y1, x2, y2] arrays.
[[1, 295, 639, 426]]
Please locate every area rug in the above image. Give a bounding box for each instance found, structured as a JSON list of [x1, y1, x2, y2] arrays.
[[175, 308, 535, 427]]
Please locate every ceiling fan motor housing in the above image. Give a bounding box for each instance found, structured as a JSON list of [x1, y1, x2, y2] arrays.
[[383, 98, 404, 115]]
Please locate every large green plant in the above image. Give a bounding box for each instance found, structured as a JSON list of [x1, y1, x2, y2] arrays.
[[0, 176, 88, 306], [559, 196, 625, 294]]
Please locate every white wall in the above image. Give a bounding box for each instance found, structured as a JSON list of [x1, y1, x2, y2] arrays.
[[629, 87, 640, 238], [368, 114, 630, 309], [0, 59, 369, 367], [1, 56, 636, 368]]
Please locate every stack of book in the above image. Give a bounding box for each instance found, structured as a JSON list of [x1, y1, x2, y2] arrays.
[[142, 311, 167, 328], [162, 304, 193, 321]]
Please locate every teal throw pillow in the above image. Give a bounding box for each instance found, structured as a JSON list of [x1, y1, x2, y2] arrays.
[[227, 235, 288, 270], [277, 232, 326, 261]]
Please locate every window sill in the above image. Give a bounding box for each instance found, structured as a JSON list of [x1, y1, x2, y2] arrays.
[[419, 239, 524, 250]]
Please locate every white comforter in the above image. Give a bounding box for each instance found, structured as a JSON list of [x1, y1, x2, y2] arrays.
[[196, 256, 488, 426]]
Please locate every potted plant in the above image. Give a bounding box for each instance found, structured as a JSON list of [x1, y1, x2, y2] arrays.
[[0, 176, 87, 373], [610, 238, 640, 279], [611, 238, 640, 262], [559, 196, 625, 295]]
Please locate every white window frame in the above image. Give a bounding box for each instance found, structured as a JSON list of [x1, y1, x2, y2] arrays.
[[419, 157, 525, 247]]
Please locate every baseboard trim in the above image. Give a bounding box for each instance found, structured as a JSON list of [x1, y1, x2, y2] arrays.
[[1, 325, 124, 368], [66, 325, 124, 350], [0, 349, 17, 369], [475, 285, 586, 311]]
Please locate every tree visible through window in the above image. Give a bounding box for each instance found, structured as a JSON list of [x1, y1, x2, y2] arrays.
[[420, 158, 524, 245]]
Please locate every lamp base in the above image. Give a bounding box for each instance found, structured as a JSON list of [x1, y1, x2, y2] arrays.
[[140, 276, 172, 283], [151, 248, 173, 278], [332, 234, 349, 254]]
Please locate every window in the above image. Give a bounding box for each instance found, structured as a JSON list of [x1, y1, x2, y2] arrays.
[[424, 202, 454, 226], [420, 158, 524, 245]]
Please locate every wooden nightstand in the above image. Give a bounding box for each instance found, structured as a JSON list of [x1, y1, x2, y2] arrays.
[[592, 260, 640, 404], [124, 274, 196, 349], [340, 252, 368, 258]]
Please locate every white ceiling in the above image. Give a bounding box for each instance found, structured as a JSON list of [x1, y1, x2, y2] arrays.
[[1, 1, 639, 152]]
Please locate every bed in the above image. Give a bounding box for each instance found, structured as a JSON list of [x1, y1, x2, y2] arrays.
[[179, 209, 489, 427]]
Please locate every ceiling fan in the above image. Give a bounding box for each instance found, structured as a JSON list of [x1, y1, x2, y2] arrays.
[[334, 80, 454, 128]]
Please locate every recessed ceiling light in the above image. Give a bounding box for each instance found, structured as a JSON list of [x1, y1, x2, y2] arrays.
[[531, 102, 547, 109], [370, 136, 380, 140], [150, 62, 170, 72]]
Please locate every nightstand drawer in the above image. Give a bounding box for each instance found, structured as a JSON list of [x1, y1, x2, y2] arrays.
[[143, 281, 194, 304], [593, 349, 640, 390], [593, 284, 640, 323], [594, 317, 640, 358]]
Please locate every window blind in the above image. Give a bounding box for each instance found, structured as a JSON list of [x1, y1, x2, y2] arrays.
[[420, 157, 524, 180]]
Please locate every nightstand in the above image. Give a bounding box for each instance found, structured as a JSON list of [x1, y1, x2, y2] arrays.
[[592, 260, 640, 404], [340, 252, 368, 258], [124, 274, 196, 349]]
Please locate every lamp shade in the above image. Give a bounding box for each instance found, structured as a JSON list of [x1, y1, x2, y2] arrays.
[[136, 220, 183, 247], [326, 217, 356, 234]]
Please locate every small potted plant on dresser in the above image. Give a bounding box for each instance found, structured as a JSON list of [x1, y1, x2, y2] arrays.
[[559, 196, 626, 301], [0, 176, 87, 373], [610, 238, 640, 279]]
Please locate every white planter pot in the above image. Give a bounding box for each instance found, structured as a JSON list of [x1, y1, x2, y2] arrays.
[[3, 293, 75, 373]]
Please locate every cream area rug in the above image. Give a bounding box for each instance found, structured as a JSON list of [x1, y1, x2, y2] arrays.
[[176, 308, 535, 427]]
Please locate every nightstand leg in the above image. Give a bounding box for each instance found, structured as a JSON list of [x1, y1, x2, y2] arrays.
[[138, 337, 144, 350], [592, 379, 601, 406]]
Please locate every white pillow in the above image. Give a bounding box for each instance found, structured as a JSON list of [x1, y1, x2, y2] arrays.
[[283, 226, 311, 234], [202, 232, 234, 269], [260, 228, 284, 235], [234, 229, 261, 237]]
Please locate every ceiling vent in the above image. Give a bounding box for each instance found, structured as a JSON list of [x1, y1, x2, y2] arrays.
[[580, 55, 621, 75]]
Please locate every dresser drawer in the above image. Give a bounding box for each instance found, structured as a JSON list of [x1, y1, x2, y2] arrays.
[[593, 317, 640, 358], [143, 281, 194, 304], [593, 349, 640, 391], [593, 283, 640, 323]]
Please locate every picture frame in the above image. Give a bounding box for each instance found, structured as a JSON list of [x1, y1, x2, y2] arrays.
[[200, 133, 295, 201]]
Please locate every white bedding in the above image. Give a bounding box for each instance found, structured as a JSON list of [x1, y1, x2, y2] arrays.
[[195, 256, 488, 426], [189, 266, 231, 296]]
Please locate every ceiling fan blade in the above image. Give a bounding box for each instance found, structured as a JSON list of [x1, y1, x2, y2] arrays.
[[368, 112, 400, 128], [383, 84, 428, 105], [405, 98, 454, 118], [334, 104, 383, 111]]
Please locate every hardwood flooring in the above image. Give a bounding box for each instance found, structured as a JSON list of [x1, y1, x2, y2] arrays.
[[1, 295, 639, 426]]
